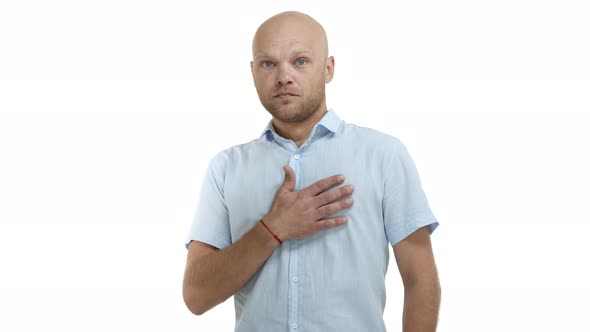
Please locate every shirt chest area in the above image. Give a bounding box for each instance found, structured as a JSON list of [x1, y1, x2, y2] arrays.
[[223, 146, 386, 242]]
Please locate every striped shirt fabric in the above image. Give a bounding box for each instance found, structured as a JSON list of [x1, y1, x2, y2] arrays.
[[186, 110, 439, 331]]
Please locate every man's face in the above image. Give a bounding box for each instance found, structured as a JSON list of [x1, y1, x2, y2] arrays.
[[251, 17, 333, 123]]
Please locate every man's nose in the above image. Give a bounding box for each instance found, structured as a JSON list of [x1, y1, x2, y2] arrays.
[[276, 65, 293, 85]]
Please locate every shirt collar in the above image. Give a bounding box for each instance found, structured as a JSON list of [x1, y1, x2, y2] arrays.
[[260, 109, 342, 140]]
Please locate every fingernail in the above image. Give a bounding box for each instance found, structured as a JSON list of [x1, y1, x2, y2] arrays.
[[338, 175, 345, 181]]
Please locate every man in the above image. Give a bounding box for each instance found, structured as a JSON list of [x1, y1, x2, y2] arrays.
[[183, 11, 440, 332]]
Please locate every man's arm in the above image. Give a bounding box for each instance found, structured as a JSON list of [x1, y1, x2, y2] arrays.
[[393, 226, 441, 332], [183, 224, 279, 315], [182, 165, 354, 315]]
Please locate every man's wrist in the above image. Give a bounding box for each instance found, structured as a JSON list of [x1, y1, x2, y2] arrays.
[[255, 219, 282, 248], [260, 219, 283, 244]]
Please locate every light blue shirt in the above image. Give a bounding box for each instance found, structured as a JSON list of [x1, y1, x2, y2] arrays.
[[186, 110, 439, 332]]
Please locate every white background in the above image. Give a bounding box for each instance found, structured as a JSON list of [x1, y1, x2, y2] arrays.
[[1, 0, 589, 331]]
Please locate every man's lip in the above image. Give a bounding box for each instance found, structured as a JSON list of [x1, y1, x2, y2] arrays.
[[274, 93, 298, 97]]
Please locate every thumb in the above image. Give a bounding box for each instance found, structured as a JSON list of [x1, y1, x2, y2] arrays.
[[281, 165, 296, 191]]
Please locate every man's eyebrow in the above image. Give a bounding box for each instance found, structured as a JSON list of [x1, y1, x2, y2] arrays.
[[253, 54, 273, 60], [253, 50, 314, 60]]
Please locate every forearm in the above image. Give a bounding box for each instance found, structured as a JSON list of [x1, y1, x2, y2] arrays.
[[183, 222, 279, 314], [402, 279, 441, 332]]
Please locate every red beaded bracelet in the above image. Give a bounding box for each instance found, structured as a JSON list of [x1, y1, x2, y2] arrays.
[[260, 219, 283, 244]]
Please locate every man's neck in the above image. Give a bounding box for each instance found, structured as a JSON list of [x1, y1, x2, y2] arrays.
[[272, 107, 328, 148]]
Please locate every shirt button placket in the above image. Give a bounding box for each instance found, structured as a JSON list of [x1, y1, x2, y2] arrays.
[[288, 152, 302, 332]]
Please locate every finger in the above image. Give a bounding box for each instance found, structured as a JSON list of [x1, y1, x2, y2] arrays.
[[315, 184, 354, 207], [315, 197, 354, 219], [281, 165, 296, 192], [313, 216, 348, 232], [302, 174, 345, 196]]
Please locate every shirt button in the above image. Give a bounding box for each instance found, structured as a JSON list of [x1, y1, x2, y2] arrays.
[[293, 154, 300, 160], [292, 323, 298, 329], [292, 276, 299, 283]]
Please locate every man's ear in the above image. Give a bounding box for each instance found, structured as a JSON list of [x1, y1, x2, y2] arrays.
[[325, 56, 335, 83], [250, 61, 254, 73]]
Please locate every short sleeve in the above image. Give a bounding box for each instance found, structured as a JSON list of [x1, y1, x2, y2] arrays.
[[382, 141, 439, 246], [185, 152, 232, 250]]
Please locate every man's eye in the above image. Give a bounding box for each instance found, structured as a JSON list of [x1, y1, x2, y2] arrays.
[[261, 61, 274, 68], [296, 59, 308, 66]]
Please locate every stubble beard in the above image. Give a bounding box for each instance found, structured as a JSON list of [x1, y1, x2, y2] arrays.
[[261, 84, 326, 123]]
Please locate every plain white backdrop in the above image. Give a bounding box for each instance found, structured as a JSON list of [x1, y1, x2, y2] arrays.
[[1, 0, 589, 331]]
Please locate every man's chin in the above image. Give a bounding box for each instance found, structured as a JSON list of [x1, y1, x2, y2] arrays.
[[272, 113, 302, 123], [263, 96, 323, 123], [266, 104, 304, 122]]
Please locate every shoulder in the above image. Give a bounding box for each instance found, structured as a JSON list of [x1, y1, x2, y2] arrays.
[[206, 137, 265, 170], [339, 121, 404, 154]]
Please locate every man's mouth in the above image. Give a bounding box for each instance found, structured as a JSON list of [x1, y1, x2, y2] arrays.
[[274, 92, 298, 98]]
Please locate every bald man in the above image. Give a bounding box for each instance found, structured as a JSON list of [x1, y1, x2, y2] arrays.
[[183, 11, 441, 332]]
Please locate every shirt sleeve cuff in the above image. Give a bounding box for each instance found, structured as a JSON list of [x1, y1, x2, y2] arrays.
[[386, 212, 439, 247], [185, 233, 231, 250]]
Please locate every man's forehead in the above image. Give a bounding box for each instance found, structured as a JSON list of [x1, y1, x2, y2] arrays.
[[253, 32, 323, 58]]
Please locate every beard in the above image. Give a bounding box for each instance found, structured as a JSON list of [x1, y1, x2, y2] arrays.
[[260, 83, 325, 123]]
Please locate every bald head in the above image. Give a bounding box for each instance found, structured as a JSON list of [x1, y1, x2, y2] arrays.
[[250, 11, 335, 127], [252, 11, 329, 59]]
